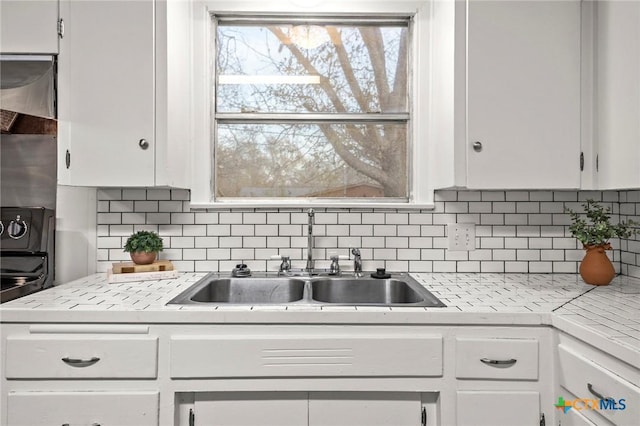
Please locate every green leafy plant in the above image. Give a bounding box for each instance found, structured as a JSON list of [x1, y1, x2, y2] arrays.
[[566, 199, 639, 246], [123, 231, 164, 254]]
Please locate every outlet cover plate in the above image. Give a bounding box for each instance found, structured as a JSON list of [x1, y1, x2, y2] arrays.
[[448, 223, 476, 251]]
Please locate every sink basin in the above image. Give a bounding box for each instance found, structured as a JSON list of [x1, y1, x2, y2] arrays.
[[167, 272, 445, 307], [174, 276, 306, 304], [311, 278, 429, 305]]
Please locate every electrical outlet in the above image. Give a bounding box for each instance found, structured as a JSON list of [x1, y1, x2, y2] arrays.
[[448, 223, 476, 251]]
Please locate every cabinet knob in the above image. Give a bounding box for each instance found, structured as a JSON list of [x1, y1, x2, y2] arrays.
[[472, 141, 483, 152], [139, 139, 150, 150]]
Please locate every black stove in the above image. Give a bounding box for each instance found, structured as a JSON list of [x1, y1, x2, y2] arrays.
[[0, 207, 55, 303]]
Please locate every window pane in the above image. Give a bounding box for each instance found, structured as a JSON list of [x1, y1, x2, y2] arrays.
[[216, 22, 408, 114], [215, 123, 408, 199]]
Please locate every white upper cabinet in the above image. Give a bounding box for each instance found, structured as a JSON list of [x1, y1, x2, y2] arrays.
[[465, 0, 582, 189], [57, 0, 190, 188], [0, 1, 59, 53], [595, 0, 640, 190]]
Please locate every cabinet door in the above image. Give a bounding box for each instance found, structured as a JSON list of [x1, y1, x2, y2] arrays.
[[0, 1, 59, 54], [58, 0, 155, 186], [309, 392, 423, 426], [193, 392, 308, 426], [595, 0, 640, 189], [456, 391, 539, 426], [7, 391, 159, 426], [467, 0, 581, 189]]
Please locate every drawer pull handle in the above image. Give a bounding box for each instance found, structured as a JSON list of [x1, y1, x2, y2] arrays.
[[62, 424, 100, 426], [587, 383, 612, 401], [480, 358, 517, 366], [61, 357, 101, 367]]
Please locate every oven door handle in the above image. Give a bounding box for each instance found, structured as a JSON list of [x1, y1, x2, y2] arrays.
[[61, 357, 101, 367]]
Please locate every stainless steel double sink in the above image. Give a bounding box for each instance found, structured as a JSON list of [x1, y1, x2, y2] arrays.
[[167, 272, 446, 307]]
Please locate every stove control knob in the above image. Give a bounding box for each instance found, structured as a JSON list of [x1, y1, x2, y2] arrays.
[[0, 220, 4, 236], [8, 215, 28, 239]]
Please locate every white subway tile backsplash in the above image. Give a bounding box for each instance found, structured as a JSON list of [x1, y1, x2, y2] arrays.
[[146, 213, 171, 224], [121, 188, 146, 200], [170, 236, 195, 248], [146, 189, 172, 200], [220, 236, 243, 248], [183, 225, 207, 236], [183, 249, 207, 260], [505, 191, 530, 201], [553, 191, 578, 202], [93, 189, 640, 277], [493, 202, 516, 213], [122, 212, 146, 224], [529, 191, 553, 201], [98, 213, 121, 224], [109, 225, 134, 236], [457, 191, 482, 201], [529, 262, 553, 273], [481, 191, 506, 202], [207, 248, 231, 259], [480, 214, 504, 225], [505, 261, 528, 273], [195, 212, 218, 224], [171, 213, 195, 224], [195, 237, 218, 248], [134, 201, 159, 212]]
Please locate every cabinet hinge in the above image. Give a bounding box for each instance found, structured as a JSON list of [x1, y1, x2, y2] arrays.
[[421, 407, 427, 426], [65, 150, 71, 169], [189, 408, 195, 426], [57, 18, 65, 38], [540, 412, 546, 426], [579, 152, 584, 171]]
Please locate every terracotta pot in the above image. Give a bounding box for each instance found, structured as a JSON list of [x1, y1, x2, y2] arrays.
[[130, 251, 157, 265], [579, 244, 615, 286]]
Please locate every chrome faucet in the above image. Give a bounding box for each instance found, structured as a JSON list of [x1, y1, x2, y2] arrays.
[[352, 248, 363, 277], [306, 208, 315, 276]]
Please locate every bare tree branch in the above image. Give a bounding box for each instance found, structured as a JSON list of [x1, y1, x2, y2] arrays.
[[359, 27, 391, 107]]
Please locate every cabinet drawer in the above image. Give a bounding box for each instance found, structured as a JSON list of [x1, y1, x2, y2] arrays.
[[558, 344, 640, 426], [455, 337, 538, 380], [171, 334, 443, 378], [7, 391, 158, 426], [5, 336, 158, 379]]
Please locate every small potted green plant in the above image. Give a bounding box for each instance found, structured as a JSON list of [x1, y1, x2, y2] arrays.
[[566, 199, 639, 285], [124, 231, 164, 265]]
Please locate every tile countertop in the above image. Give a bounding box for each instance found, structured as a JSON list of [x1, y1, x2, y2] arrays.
[[1, 272, 639, 368]]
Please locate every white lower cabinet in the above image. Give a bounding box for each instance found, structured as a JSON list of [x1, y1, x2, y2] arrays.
[[192, 391, 430, 426], [1, 323, 560, 426], [556, 333, 640, 426], [456, 391, 540, 426], [453, 329, 552, 426], [7, 391, 159, 426], [1, 324, 160, 426]]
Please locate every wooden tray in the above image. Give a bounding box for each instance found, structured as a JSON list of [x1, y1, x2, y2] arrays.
[[111, 260, 174, 274]]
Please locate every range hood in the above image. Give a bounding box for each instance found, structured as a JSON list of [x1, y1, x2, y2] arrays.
[[0, 55, 56, 119]]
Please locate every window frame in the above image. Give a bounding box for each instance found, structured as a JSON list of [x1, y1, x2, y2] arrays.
[[190, 0, 434, 209]]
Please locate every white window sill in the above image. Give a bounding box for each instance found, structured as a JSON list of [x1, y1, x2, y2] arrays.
[[188, 200, 435, 210]]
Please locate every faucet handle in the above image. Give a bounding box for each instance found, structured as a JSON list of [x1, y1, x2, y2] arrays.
[[271, 254, 291, 275]]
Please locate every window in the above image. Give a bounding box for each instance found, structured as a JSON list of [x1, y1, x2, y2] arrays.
[[214, 16, 410, 201], [190, 0, 433, 208]]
